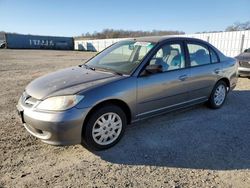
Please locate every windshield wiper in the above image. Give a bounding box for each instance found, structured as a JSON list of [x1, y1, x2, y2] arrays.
[[110, 71, 123, 76], [95, 67, 123, 76], [79, 64, 95, 71]]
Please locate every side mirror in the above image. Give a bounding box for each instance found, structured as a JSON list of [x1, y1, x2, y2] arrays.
[[141, 64, 163, 76]]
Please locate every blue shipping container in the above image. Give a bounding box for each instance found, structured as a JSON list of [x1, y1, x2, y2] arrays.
[[5, 33, 74, 50]]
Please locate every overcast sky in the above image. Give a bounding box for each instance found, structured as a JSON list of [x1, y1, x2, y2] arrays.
[[0, 0, 249, 37]]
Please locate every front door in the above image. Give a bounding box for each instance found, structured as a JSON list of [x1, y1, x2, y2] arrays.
[[136, 42, 190, 118]]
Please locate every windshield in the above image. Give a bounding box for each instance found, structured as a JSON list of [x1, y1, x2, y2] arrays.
[[85, 40, 155, 75]]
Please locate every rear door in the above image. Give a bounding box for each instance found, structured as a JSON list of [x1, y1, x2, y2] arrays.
[[185, 41, 222, 100], [136, 41, 190, 118]]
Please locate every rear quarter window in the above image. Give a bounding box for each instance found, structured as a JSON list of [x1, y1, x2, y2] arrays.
[[210, 48, 219, 63]]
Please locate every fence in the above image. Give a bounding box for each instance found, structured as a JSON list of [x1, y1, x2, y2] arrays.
[[74, 30, 250, 57], [74, 38, 129, 52]]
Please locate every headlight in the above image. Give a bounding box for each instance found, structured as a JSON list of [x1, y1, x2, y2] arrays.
[[36, 95, 84, 111]]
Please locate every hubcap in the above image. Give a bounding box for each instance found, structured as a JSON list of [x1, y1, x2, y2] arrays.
[[92, 112, 122, 145], [214, 84, 226, 106]]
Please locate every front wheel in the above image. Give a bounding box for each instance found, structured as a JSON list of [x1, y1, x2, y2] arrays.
[[207, 81, 227, 109], [83, 105, 127, 150]]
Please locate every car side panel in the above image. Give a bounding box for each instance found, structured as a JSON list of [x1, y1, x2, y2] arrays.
[[221, 57, 238, 89]]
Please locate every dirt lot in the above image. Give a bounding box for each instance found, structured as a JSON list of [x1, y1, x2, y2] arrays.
[[0, 49, 250, 188]]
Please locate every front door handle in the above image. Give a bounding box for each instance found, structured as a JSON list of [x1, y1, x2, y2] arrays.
[[179, 75, 188, 81]]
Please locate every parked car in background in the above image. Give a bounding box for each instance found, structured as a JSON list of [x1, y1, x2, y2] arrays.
[[235, 48, 250, 77], [17, 36, 238, 150], [0, 41, 6, 48]]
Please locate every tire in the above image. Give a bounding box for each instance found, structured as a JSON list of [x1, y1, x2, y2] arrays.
[[207, 81, 227, 109], [82, 105, 127, 150], [0, 43, 6, 48]]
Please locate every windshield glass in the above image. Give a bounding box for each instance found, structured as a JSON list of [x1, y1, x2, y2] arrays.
[[86, 40, 155, 75]]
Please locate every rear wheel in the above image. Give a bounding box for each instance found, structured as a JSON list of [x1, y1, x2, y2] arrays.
[[207, 81, 227, 109], [83, 105, 127, 150]]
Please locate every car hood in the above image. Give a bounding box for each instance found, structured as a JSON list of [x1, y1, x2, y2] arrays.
[[235, 53, 250, 61], [25, 66, 120, 100]]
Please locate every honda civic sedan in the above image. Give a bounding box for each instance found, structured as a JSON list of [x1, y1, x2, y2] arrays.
[[17, 36, 238, 150]]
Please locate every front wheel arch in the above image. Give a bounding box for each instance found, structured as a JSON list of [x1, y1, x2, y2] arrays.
[[81, 99, 131, 140], [82, 104, 127, 150], [83, 99, 131, 127]]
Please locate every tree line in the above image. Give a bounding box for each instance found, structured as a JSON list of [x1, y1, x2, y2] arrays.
[[196, 21, 250, 34], [76, 21, 250, 39], [76, 29, 185, 39]]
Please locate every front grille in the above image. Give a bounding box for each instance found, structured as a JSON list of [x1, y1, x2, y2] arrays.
[[21, 92, 38, 108], [239, 61, 250, 68]]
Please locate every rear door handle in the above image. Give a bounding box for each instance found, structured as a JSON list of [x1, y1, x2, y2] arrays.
[[179, 74, 188, 81], [214, 68, 221, 74]]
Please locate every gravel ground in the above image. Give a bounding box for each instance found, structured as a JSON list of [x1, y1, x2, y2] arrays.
[[0, 49, 250, 188]]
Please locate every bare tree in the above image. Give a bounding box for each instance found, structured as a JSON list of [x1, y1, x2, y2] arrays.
[[226, 21, 250, 31]]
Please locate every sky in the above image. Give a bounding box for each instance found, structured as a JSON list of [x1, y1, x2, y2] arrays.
[[0, 0, 249, 37]]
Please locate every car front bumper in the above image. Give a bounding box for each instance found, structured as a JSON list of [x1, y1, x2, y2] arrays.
[[238, 66, 250, 77], [16, 100, 90, 145]]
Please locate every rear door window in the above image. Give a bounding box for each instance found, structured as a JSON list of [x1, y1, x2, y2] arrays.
[[187, 43, 210, 66]]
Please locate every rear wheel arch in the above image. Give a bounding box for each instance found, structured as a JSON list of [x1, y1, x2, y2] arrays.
[[207, 79, 228, 109], [216, 78, 230, 91]]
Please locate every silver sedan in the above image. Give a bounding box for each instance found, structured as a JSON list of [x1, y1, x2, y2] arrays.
[[17, 36, 238, 150]]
